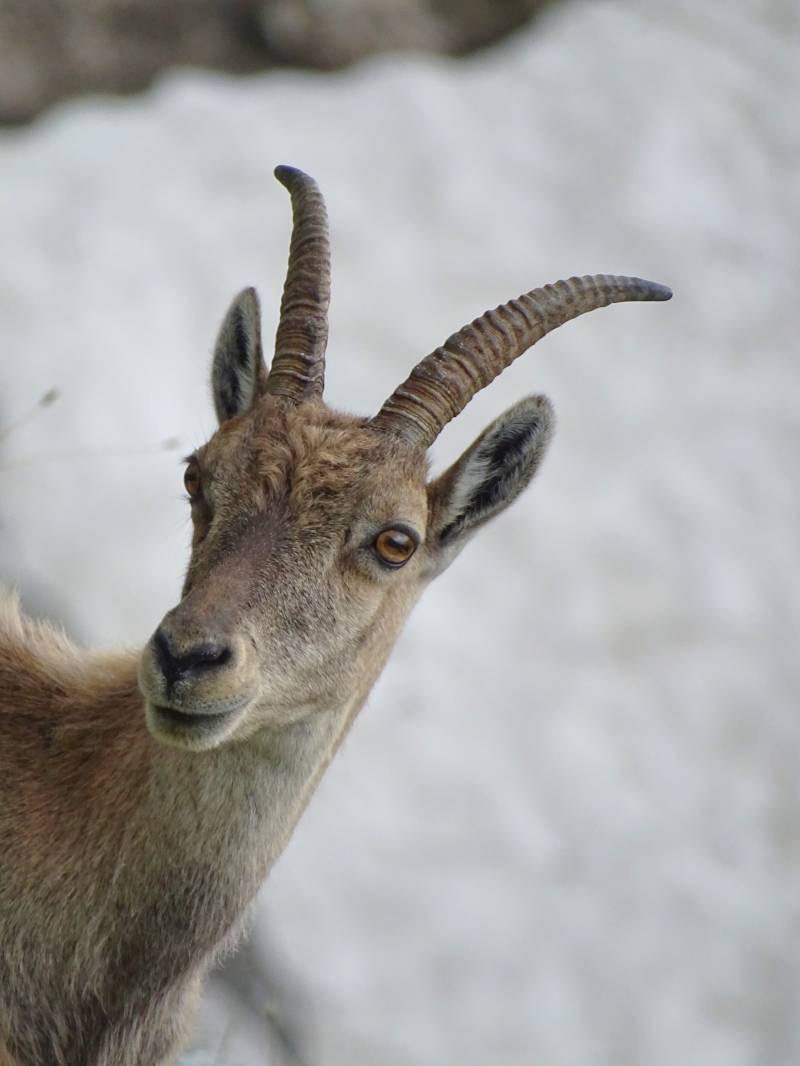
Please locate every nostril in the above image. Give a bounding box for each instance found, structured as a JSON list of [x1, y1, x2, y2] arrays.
[[152, 627, 232, 687], [153, 627, 179, 679], [184, 642, 231, 672]]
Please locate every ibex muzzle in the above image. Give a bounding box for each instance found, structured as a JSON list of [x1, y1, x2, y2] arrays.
[[140, 516, 270, 744]]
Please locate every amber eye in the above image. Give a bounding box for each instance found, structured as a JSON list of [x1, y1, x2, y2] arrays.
[[373, 528, 418, 568], [183, 461, 202, 500]]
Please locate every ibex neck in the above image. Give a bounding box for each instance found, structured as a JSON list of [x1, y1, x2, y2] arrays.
[[133, 685, 361, 988], [0, 622, 356, 980], [150, 701, 358, 885], [0, 617, 360, 1061]]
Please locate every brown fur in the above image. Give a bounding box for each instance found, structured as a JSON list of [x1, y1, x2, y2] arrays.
[[0, 595, 248, 1063]]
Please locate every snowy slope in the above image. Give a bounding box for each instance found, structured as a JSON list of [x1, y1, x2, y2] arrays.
[[1, 1, 798, 1063]]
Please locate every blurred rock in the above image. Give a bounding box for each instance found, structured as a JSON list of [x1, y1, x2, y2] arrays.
[[0, 0, 268, 124], [261, 0, 555, 68], [0, 0, 554, 124]]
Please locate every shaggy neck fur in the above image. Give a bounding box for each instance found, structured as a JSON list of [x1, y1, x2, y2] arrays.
[[0, 593, 360, 1066]]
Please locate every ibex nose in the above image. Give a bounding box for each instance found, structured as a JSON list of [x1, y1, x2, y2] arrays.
[[153, 626, 232, 690]]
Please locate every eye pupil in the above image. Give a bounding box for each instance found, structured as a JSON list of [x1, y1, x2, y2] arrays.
[[375, 529, 417, 567], [183, 463, 201, 499]]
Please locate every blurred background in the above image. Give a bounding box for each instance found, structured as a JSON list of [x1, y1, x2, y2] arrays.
[[1, 0, 798, 1063]]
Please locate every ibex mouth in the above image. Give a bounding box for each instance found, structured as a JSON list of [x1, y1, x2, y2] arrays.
[[146, 697, 250, 749]]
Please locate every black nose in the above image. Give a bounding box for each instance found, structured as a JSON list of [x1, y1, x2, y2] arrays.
[[153, 627, 232, 690]]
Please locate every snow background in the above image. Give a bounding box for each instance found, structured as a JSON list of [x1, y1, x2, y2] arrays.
[[1, 0, 798, 1063]]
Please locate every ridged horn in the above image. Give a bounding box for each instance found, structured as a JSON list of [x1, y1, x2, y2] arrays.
[[371, 274, 672, 446], [265, 165, 331, 403]]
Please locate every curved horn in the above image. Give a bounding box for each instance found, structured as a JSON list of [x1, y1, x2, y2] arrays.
[[265, 165, 331, 403], [371, 274, 672, 446]]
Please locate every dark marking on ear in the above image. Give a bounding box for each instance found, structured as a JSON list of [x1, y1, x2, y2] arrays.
[[233, 308, 251, 370], [216, 375, 242, 422], [431, 396, 555, 555], [211, 288, 265, 425], [440, 419, 544, 544], [484, 417, 542, 478]]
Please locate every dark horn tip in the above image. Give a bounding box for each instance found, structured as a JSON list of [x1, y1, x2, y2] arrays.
[[637, 278, 673, 301], [274, 164, 309, 188]]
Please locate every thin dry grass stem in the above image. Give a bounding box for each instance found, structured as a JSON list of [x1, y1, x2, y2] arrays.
[[0, 388, 60, 445]]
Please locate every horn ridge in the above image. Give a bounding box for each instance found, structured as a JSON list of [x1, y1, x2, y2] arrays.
[[371, 274, 672, 446], [266, 166, 331, 403]]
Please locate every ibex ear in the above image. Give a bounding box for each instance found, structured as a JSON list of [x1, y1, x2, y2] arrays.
[[211, 287, 268, 424], [426, 395, 555, 573]]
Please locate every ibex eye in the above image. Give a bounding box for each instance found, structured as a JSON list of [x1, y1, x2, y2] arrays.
[[373, 528, 418, 568], [183, 461, 202, 500]]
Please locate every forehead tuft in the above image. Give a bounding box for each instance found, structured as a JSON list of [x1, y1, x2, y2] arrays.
[[202, 398, 428, 518]]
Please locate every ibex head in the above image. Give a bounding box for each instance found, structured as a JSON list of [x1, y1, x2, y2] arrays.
[[138, 166, 671, 751]]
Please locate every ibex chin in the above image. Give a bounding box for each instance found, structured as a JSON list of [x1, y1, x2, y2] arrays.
[[0, 166, 670, 1065]]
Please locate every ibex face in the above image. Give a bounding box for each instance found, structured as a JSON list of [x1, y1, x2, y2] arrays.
[[139, 398, 431, 749], [138, 166, 671, 752]]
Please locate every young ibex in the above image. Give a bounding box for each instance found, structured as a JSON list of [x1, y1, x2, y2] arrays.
[[0, 166, 670, 1065]]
